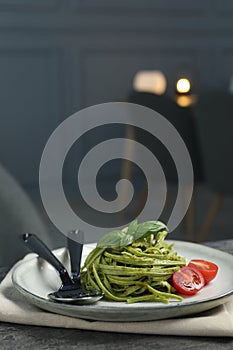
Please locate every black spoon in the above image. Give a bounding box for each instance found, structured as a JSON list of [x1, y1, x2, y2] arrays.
[[22, 233, 103, 304]]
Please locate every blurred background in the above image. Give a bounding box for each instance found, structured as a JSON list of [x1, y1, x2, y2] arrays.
[[0, 0, 233, 265]]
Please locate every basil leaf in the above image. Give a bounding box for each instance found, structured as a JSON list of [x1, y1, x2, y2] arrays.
[[97, 230, 133, 248], [97, 220, 168, 248], [133, 221, 168, 241], [126, 219, 138, 237]]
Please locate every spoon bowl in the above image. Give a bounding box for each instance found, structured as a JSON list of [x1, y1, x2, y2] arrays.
[[48, 288, 103, 305]]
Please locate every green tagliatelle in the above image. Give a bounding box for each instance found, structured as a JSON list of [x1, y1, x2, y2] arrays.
[[81, 221, 186, 304]]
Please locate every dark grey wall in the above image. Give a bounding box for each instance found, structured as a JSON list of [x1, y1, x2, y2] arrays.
[[0, 0, 233, 190]]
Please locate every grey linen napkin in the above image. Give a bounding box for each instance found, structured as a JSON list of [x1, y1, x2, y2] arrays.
[[0, 255, 233, 337]]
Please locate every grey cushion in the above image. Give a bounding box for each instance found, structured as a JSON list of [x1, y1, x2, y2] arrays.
[[0, 164, 55, 266]]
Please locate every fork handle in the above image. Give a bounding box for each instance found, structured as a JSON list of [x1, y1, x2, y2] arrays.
[[23, 233, 73, 287], [67, 230, 84, 283]]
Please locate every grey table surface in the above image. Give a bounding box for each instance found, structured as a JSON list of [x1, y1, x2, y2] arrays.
[[1, 239, 233, 350]]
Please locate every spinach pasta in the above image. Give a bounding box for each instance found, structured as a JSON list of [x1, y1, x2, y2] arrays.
[[81, 221, 186, 304]]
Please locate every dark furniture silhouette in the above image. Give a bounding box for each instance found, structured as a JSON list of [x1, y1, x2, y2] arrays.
[[194, 91, 233, 241], [124, 91, 203, 240]]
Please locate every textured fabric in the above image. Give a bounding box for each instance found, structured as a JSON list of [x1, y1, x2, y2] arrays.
[[0, 254, 233, 337]]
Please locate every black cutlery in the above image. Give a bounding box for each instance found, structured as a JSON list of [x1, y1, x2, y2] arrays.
[[22, 233, 103, 304]]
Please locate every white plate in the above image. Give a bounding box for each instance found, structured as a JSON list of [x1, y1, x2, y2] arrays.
[[12, 241, 233, 322]]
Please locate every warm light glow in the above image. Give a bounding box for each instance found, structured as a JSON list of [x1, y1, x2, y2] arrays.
[[175, 95, 197, 108], [176, 78, 191, 94], [133, 70, 167, 95]]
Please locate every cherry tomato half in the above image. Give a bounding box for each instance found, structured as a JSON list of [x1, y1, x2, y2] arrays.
[[188, 259, 218, 284], [172, 266, 205, 295]]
